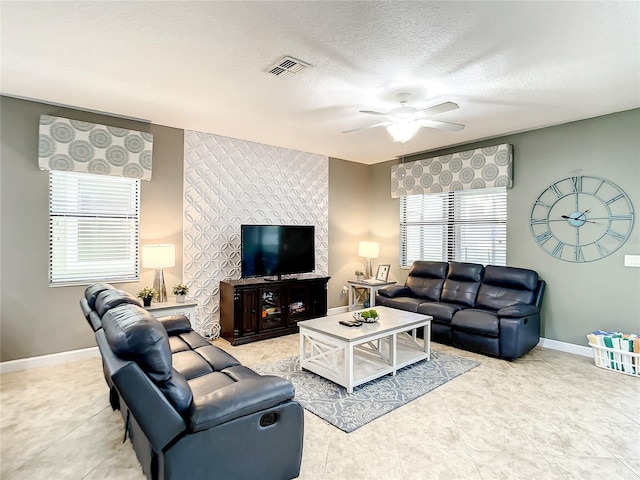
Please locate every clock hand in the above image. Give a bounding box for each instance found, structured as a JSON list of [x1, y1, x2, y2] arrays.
[[560, 215, 601, 225]]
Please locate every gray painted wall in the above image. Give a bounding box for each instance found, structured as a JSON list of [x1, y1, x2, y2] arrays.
[[2, 95, 637, 361], [327, 158, 370, 307], [1, 96, 184, 361], [369, 109, 640, 345]]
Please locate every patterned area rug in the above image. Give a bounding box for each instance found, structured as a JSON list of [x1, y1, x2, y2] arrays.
[[255, 351, 479, 433]]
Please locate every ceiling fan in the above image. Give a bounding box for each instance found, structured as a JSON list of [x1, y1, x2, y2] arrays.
[[343, 93, 465, 143]]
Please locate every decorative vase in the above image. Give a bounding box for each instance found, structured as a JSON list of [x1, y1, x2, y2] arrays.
[[143, 297, 152, 307], [176, 294, 185, 303], [356, 275, 364, 282]]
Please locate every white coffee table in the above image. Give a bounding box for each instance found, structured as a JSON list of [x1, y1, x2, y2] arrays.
[[298, 306, 432, 393]]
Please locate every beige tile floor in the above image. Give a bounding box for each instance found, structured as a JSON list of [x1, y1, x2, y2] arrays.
[[1, 335, 639, 480]]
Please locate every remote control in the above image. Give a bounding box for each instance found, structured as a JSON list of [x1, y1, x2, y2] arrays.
[[339, 320, 362, 327]]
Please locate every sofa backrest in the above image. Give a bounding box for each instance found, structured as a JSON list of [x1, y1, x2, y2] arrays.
[[95, 289, 142, 317], [475, 265, 539, 311], [440, 262, 484, 307], [405, 261, 448, 301], [102, 304, 193, 413]]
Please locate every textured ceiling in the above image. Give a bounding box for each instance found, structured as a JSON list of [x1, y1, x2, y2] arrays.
[[2, 1, 639, 164]]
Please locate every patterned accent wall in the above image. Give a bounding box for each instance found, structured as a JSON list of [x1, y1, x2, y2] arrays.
[[38, 115, 153, 180], [391, 144, 513, 197], [183, 131, 329, 337]]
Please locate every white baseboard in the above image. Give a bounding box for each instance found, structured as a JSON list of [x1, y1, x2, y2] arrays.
[[0, 346, 100, 374], [538, 337, 592, 357]]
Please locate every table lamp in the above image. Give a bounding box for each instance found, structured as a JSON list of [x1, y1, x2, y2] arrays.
[[358, 241, 379, 279], [142, 244, 175, 303]]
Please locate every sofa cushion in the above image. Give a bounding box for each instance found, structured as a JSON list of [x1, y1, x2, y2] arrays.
[[194, 345, 241, 371], [172, 350, 214, 379], [172, 345, 240, 380], [440, 262, 483, 307], [188, 376, 295, 432], [405, 261, 448, 301], [375, 296, 422, 312], [102, 304, 172, 382], [96, 289, 142, 317], [475, 266, 538, 311], [169, 336, 191, 353], [451, 309, 499, 337], [417, 302, 465, 325], [84, 283, 115, 310], [179, 331, 212, 350], [187, 371, 238, 397]]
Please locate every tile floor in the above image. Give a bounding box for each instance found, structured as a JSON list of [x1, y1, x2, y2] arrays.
[[1, 335, 639, 479]]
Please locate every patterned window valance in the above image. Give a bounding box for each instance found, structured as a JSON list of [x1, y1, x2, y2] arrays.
[[391, 143, 512, 198], [38, 115, 153, 180]]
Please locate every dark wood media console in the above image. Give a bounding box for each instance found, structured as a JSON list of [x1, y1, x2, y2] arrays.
[[219, 275, 331, 345]]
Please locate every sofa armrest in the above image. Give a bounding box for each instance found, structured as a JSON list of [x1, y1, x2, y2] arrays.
[[97, 330, 187, 451], [377, 285, 411, 298], [189, 376, 295, 432], [497, 303, 539, 318], [158, 314, 192, 334]]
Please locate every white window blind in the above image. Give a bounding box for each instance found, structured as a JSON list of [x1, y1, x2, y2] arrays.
[[49, 171, 140, 285], [400, 187, 507, 267]]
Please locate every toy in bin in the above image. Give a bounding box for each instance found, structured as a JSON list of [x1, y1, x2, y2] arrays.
[[587, 330, 640, 377]]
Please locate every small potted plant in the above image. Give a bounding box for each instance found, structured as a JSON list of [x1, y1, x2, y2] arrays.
[[137, 287, 157, 307], [172, 283, 189, 303], [355, 269, 365, 282]]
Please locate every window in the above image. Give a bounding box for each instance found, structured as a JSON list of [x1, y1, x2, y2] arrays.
[[400, 187, 507, 267], [49, 170, 140, 285]]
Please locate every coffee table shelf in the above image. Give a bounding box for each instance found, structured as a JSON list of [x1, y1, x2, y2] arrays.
[[298, 307, 432, 393]]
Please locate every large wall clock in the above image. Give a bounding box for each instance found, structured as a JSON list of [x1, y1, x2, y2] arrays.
[[530, 175, 635, 262]]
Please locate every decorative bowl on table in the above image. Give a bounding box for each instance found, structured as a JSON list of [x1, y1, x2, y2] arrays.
[[352, 309, 380, 323]]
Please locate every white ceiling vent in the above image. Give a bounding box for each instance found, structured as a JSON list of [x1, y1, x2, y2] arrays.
[[266, 56, 311, 79]]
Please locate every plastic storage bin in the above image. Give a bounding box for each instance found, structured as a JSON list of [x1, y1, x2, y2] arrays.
[[588, 342, 640, 377]]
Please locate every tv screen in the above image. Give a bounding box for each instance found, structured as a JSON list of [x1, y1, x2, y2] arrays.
[[241, 225, 315, 278]]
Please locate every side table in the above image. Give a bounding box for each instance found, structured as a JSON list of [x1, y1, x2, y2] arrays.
[[347, 280, 396, 312], [145, 299, 198, 327]]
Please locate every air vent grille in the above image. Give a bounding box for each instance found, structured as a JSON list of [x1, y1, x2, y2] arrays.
[[266, 56, 311, 79]]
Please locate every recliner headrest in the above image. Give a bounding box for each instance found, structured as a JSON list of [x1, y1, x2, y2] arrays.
[[483, 265, 538, 291], [102, 304, 172, 382], [84, 283, 115, 310], [408, 261, 448, 279], [96, 289, 142, 317], [446, 262, 484, 282]]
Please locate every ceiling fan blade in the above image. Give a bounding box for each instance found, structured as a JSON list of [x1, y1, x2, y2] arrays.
[[417, 119, 465, 131], [342, 122, 391, 134], [359, 110, 388, 116], [419, 102, 459, 116]]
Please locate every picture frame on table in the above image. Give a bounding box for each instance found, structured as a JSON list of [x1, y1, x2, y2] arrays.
[[375, 264, 390, 282]]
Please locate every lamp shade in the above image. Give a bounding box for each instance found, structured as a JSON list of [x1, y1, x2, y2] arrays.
[[358, 241, 379, 259], [142, 244, 176, 269], [387, 121, 420, 143]]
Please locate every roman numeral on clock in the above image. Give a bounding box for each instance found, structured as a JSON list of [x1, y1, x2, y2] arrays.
[[536, 231, 553, 244], [551, 242, 564, 257]]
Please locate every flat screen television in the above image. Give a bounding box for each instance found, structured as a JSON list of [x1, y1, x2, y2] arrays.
[[241, 224, 315, 279]]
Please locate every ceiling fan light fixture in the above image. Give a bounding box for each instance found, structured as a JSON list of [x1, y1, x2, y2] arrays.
[[387, 121, 420, 143]]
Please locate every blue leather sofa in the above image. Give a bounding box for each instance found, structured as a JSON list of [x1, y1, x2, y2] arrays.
[[80, 284, 303, 480], [375, 261, 545, 359]]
